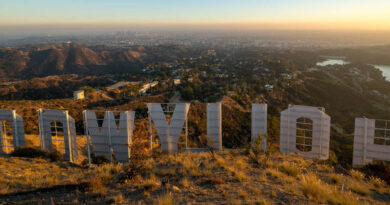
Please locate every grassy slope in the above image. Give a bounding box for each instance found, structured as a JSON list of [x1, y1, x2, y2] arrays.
[[1, 146, 390, 204]]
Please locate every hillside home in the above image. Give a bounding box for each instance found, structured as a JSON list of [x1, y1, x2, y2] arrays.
[[73, 90, 85, 100]]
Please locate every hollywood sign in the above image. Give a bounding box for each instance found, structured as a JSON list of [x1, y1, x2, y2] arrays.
[[0, 103, 389, 167]]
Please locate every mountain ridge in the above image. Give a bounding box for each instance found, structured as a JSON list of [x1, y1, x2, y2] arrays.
[[0, 43, 199, 80]]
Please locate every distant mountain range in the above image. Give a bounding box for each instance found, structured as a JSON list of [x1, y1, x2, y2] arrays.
[[0, 43, 200, 80]]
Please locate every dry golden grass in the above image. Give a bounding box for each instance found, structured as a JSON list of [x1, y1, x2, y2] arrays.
[[181, 157, 199, 174], [0, 157, 87, 194], [316, 164, 335, 173], [291, 154, 309, 168], [201, 177, 225, 185], [248, 152, 273, 168], [93, 164, 122, 181], [255, 198, 272, 205], [155, 192, 173, 205], [299, 173, 360, 204], [155, 168, 176, 177], [328, 173, 342, 184], [227, 167, 247, 182], [265, 168, 285, 179], [300, 173, 327, 201], [326, 188, 359, 205], [233, 170, 247, 182], [269, 190, 277, 198], [348, 181, 370, 196], [179, 177, 192, 188], [106, 193, 125, 204], [350, 169, 365, 181], [237, 189, 248, 199], [89, 176, 107, 196], [278, 162, 300, 177], [247, 187, 262, 196], [139, 174, 161, 191], [229, 199, 243, 205], [1, 146, 389, 204], [369, 176, 386, 189], [283, 176, 296, 184], [285, 183, 300, 194], [234, 158, 248, 170]]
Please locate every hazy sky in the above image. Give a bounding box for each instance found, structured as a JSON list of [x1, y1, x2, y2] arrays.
[[0, 0, 390, 30]]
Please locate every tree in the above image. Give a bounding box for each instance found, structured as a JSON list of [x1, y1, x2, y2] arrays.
[[181, 86, 194, 100]]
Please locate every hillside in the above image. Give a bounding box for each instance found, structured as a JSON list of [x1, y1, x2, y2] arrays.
[[1, 140, 390, 204], [0, 74, 116, 100], [0, 43, 201, 80]]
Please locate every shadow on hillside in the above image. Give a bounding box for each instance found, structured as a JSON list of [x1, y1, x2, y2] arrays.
[[1, 88, 73, 100], [86, 99, 131, 109]]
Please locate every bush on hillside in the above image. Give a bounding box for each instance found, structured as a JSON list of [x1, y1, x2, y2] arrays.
[[47, 150, 63, 162], [362, 162, 390, 184], [124, 139, 151, 179], [10, 147, 47, 158], [91, 154, 110, 165], [10, 147, 63, 162]]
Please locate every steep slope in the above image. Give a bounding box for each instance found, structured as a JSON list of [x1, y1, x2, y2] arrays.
[[0, 48, 29, 79]]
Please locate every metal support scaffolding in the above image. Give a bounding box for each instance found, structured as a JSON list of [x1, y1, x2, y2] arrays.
[[1, 121, 13, 153], [38, 109, 45, 149], [50, 121, 65, 152], [83, 111, 92, 168]]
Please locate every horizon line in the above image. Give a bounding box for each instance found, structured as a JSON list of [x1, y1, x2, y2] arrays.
[[1, 22, 390, 32]]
